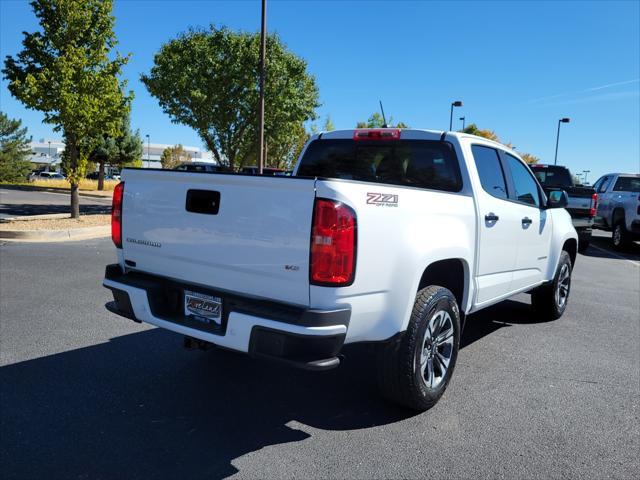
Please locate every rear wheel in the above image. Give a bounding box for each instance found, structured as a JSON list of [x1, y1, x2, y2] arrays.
[[613, 222, 630, 251], [531, 250, 572, 320], [377, 286, 460, 411]]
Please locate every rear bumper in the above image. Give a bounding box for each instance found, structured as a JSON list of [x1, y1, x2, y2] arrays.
[[572, 217, 594, 229], [103, 264, 349, 370]]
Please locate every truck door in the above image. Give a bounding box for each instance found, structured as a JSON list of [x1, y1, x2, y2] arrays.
[[595, 175, 614, 226], [501, 153, 552, 291], [470, 145, 520, 305]]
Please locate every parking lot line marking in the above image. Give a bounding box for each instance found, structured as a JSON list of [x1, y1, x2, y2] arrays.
[[589, 244, 640, 267]]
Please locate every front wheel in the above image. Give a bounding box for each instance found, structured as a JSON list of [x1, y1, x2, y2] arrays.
[[531, 250, 572, 320], [377, 286, 461, 411]]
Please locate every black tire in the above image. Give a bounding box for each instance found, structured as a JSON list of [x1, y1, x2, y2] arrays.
[[377, 286, 461, 411], [578, 241, 589, 253], [531, 250, 572, 320], [612, 222, 630, 251]]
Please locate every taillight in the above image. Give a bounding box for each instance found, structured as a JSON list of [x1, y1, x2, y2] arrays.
[[310, 198, 357, 286], [111, 182, 124, 248], [590, 193, 598, 217], [353, 129, 401, 141]]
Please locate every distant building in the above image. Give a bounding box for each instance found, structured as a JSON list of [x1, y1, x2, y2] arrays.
[[27, 139, 216, 171], [28, 139, 64, 170], [141, 143, 216, 168]]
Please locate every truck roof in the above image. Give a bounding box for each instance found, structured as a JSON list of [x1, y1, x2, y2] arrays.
[[315, 128, 520, 158]]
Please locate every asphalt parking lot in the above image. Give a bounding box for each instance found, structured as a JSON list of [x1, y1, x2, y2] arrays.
[[1, 232, 638, 479]]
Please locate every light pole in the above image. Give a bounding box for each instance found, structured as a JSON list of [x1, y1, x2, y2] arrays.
[[583, 170, 590, 185], [554, 117, 570, 165], [258, 0, 267, 174], [48, 141, 51, 170], [449, 101, 463, 131], [459, 116, 466, 130], [145, 134, 150, 168]]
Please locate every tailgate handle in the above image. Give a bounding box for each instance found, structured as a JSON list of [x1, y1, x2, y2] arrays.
[[186, 190, 221, 215]]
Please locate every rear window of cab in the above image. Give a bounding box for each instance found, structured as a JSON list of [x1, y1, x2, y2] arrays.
[[296, 139, 463, 192]]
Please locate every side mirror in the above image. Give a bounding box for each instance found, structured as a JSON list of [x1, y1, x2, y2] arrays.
[[547, 189, 568, 208]]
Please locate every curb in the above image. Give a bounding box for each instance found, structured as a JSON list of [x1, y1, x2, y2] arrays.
[[1, 213, 75, 223], [0, 225, 110, 242], [0, 184, 113, 199]]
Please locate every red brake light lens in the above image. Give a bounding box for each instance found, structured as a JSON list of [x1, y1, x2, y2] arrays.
[[111, 182, 124, 248], [310, 199, 357, 286], [590, 193, 598, 217], [353, 129, 401, 141]]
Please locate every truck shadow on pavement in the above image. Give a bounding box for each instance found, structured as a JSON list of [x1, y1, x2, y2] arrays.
[[0, 298, 544, 479]]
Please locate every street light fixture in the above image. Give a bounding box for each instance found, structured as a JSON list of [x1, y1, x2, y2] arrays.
[[449, 101, 463, 131], [145, 134, 150, 168], [554, 117, 570, 165], [582, 170, 590, 185], [459, 116, 466, 131]]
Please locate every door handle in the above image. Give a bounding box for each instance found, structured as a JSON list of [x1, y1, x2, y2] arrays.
[[485, 213, 499, 222], [522, 217, 533, 226]]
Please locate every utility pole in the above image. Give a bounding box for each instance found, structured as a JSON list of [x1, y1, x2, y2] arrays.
[[258, 0, 267, 174], [145, 134, 150, 168]]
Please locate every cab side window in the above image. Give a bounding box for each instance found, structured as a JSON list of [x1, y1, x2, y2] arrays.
[[592, 177, 603, 192], [471, 145, 508, 200], [598, 176, 611, 193], [504, 154, 541, 207]]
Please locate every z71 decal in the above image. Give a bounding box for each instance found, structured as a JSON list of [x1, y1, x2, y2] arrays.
[[366, 193, 399, 207]]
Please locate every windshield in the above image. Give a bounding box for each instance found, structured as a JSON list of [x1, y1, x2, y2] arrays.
[[612, 176, 640, 192], [532, 166, 573, 187], [296, 139, 462, 192]]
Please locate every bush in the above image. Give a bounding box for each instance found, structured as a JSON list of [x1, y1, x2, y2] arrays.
[[29, 178, 119, 191]]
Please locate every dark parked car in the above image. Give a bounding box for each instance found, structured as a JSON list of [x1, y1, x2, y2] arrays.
[[173, 162, 222, 173], [532, 164, 597, 252], [240, 166, 287, 176]]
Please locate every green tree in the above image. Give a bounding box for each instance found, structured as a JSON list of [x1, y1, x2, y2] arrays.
[[142, 26, 319, 170], [323, 116, 335, 132], [89, 111, 142, 189], [356, 112, 408, 128], [0, 112, 32, 182], [520, 153, 540, 165], [462, 123, 499, 141], [3, 0, 132, 217], [160, 144, 191, 169]]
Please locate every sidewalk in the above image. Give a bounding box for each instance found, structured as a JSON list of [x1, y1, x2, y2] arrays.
[[0, 213, 110, 241]]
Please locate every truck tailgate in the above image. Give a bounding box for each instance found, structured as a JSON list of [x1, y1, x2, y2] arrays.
[[120, 169, 315, 306]]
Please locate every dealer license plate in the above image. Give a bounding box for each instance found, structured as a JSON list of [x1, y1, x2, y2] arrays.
[[184, 290, 222, 325]]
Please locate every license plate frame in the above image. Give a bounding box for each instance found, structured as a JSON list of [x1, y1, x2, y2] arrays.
[[184, 290, 222, 325]]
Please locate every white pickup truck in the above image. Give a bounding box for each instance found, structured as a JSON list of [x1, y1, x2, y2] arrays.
[[104, 128, 578, 410]]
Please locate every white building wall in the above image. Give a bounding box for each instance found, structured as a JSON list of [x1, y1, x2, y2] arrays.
[[27, 139, 217, 170]]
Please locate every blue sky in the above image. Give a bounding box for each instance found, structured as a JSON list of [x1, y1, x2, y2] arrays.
[[1, 0, 639, 181]]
